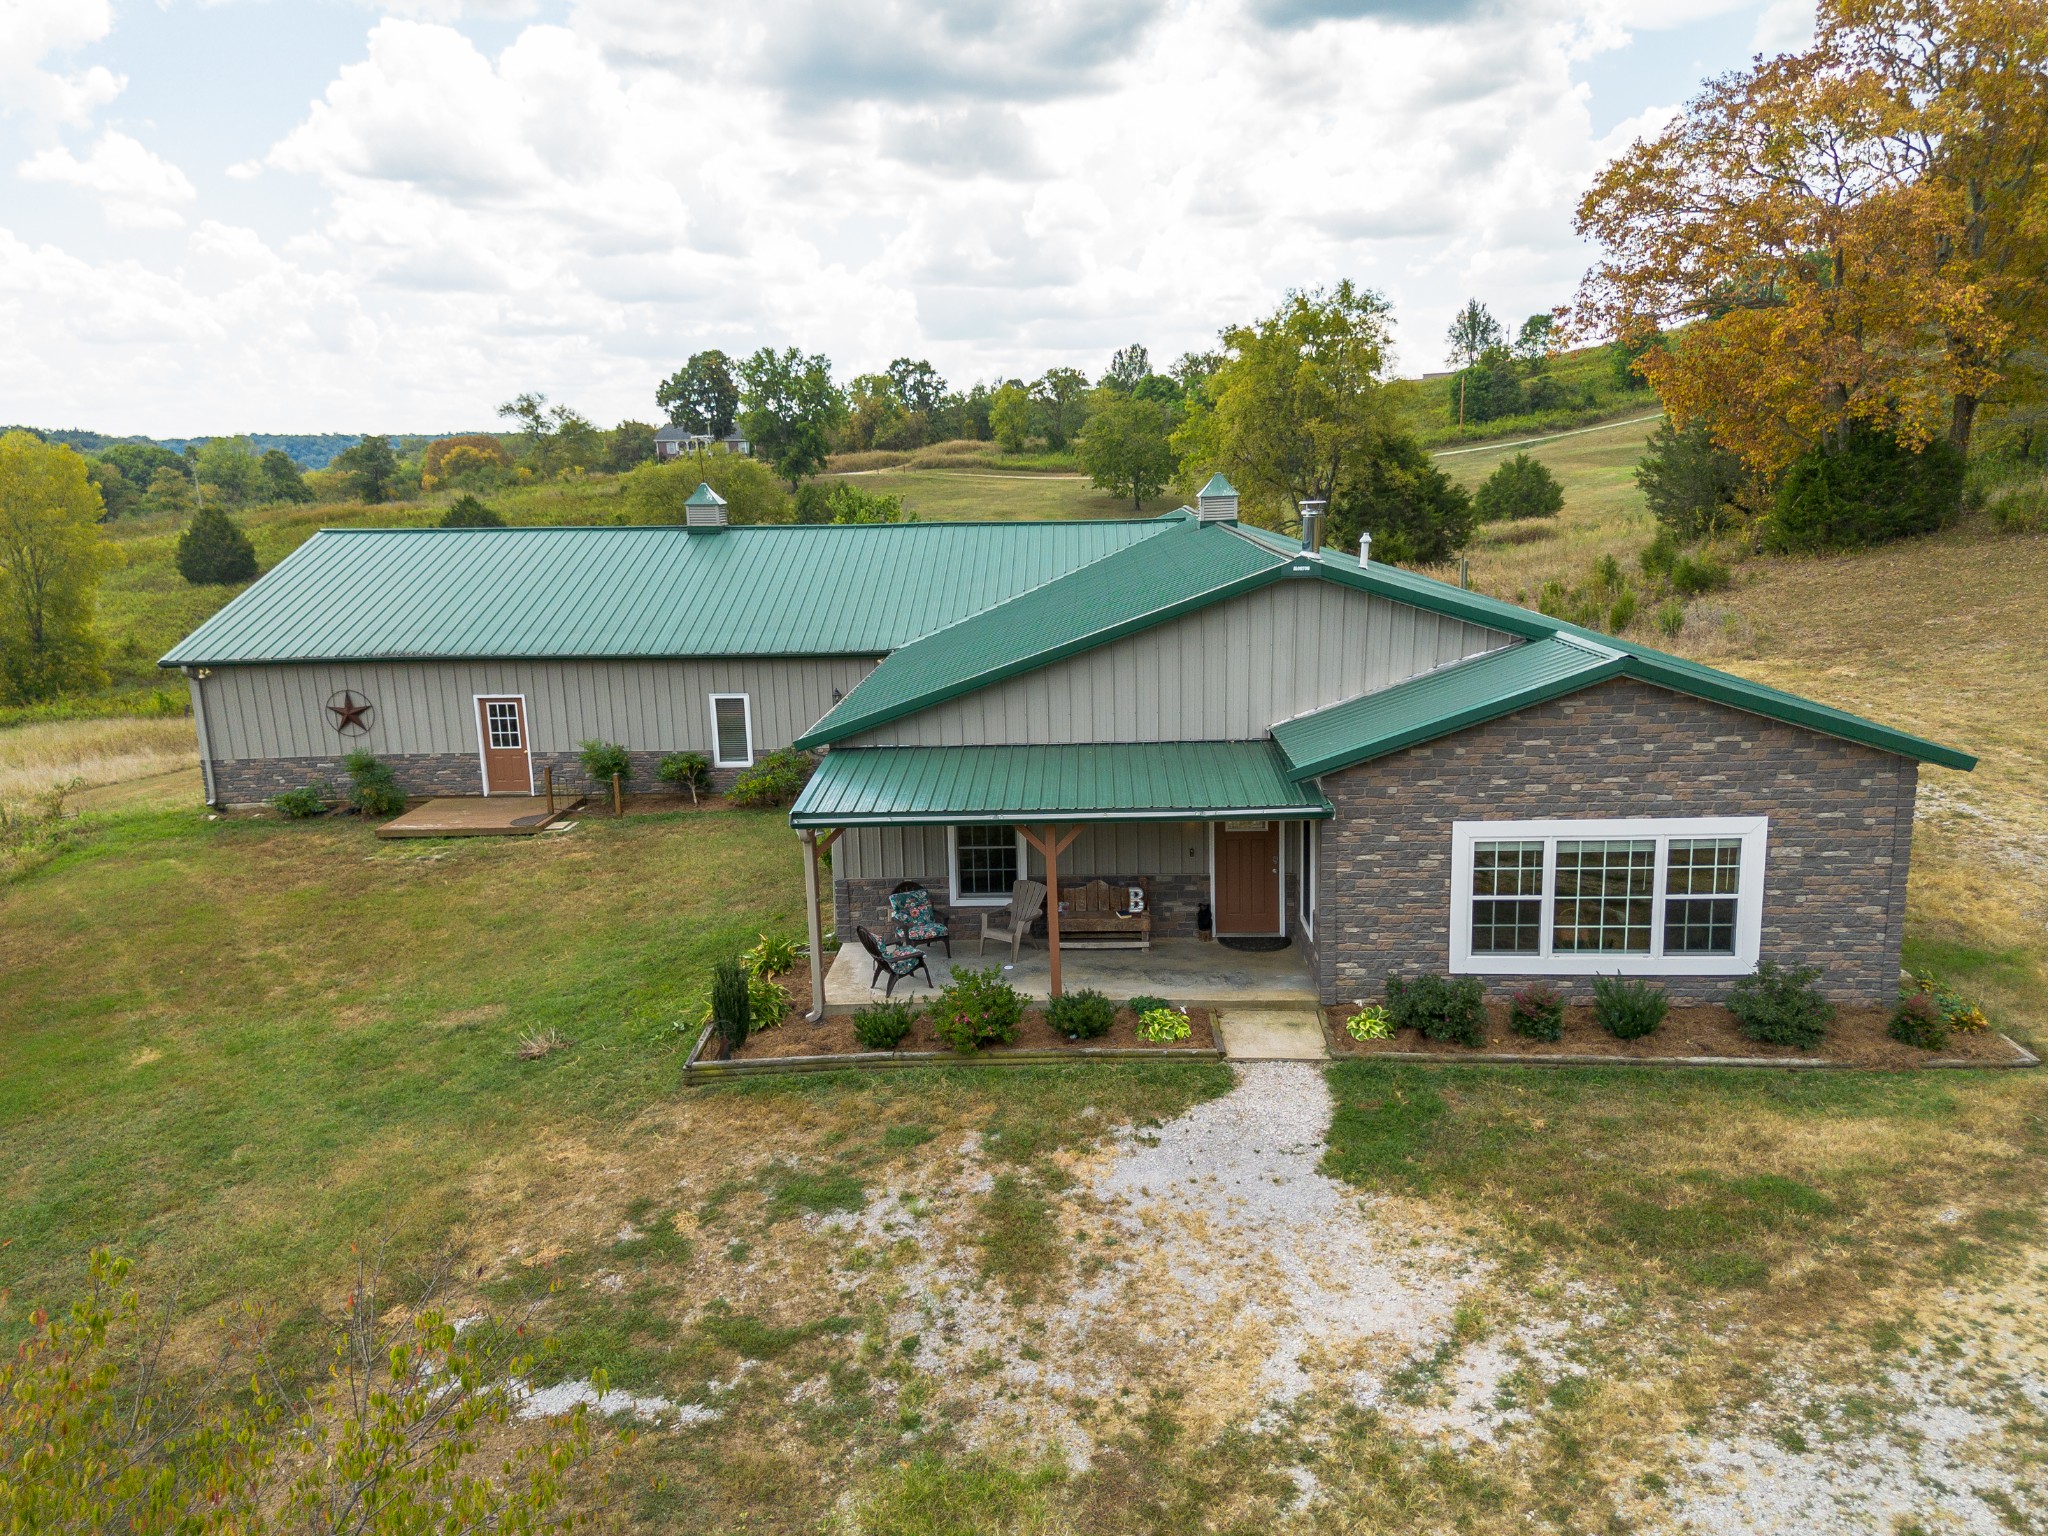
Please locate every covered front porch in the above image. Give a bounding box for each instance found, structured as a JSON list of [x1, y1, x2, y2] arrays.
[[788, 741, 1333, 1019]]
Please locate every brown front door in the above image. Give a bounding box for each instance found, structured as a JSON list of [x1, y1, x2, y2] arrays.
[[476, 697, 531, 795], [1215, 821, 1280, 934]]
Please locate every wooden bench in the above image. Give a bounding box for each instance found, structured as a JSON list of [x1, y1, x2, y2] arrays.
[[1056, 879, 1152, 949]]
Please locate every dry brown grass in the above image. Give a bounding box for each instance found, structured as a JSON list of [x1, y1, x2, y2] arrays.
[[0, 716, 199, 808]]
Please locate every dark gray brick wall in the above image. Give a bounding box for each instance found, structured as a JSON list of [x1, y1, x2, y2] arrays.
[[210, 751, 748, 806], [1313, 678, 1918, 1006]]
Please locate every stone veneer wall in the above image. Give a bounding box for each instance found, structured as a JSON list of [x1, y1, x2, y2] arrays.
[[833, 873, 1208, 953], [1314, 678, 1919, 1006], [210, 751, 747, 807]]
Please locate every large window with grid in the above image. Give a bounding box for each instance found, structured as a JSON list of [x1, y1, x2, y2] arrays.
[[1450, 818, 1768, 975], [950, 825, 1022, 905]]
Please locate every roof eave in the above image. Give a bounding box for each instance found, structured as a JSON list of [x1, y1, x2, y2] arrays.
[[789, 803, 1333, 828]]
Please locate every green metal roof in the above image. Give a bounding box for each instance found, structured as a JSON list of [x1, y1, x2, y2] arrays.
[[789, 741, 1332, 826], [1272, 635, 1625, 778], [159, 519, 1174, 666], [683, 483, 724, 507], [1198, 472, 1236, 497], [795, 515, 1292, 746]]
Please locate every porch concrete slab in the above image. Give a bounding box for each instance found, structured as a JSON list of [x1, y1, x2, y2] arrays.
[[822, 936, 1317, 1013], [1215, 1005, 1331, 1061]]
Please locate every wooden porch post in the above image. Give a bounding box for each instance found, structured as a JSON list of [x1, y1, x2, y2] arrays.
[[799, 827, 842, 1023], [1021, 823, 1083, 999]]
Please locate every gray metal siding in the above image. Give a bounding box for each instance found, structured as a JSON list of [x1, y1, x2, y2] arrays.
[[196, 658, 877, 764], [846, 582, 1510, 747]]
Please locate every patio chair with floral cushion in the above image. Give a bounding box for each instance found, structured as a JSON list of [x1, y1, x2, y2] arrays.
[[856, 925, 933, 999], [888, 881, 952, 957]]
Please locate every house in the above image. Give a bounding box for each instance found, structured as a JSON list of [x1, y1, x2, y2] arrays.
[[652, 424, 751, 461], [161, 478, 1972, 1012]]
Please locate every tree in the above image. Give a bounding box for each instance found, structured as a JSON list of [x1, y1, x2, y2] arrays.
[[1513, 313, 1557, 364], [1170, 280, 1397, 523], [843, 373, 908, 453], [85, 459, 138, 519], [622, 453, 793, 524], [1032, 367, 1091, 448], [1101, 343, 1150, 393], [607, 420, 657, 471], [1169, 350, 1224, 397], [144, 466, 193, 518], [258, 449, 312, 503], [194, 436, 262, 506], [1447, 346, 1528, 425], [1768, 425, 1965, 550], [421, 434, 512, 489], [0, 431, 112, 701], [1445, 299, 1505, 369], [738, 347, 845, 488], [1078, 391, 1177, 509], [176, 505, 258, 585], [657, 349, 741, 438], [1574, 0, 2048, 468], [887, 357, 947, 416], [439, 494, 504, 527], [333, 435, 400, 503], [794, 481, 908, 523], [989, 382, 1033, 451], [1327, 432, 1476, 566], [1472, 453, 1566, 521], [1636, 419, 1754, 540]]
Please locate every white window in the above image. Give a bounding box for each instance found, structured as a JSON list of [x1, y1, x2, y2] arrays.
[[710, 694, 753, 768], [949, 824, 1023, 906], [484, 700, 522, 749], [1449, 817, 1767, 976]]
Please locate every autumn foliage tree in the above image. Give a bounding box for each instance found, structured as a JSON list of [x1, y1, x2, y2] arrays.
[[1573, 0, 2048, 474]]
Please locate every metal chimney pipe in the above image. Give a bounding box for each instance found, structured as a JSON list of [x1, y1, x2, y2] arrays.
[[1298, 499, 1325, 554], [1359, 531, 1372, 566]]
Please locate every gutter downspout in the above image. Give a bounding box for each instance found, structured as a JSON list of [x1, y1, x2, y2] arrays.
[[801, 827, 825, 1021], [182, 666, 219, 808]]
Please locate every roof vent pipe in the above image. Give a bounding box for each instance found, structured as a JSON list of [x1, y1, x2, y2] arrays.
[[1298, 499, 1325, 555], [1195, 472, 1239, 524], [1358, 531, 1371, 566], [683, 481, 728, 530]]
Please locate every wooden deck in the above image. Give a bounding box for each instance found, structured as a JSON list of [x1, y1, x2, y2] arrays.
[[376, 796, 579, 838]]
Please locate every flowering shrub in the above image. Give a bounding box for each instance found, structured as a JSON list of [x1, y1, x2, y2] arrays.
[[1345, 1004, 1394, 1041], [1136, 1006, 1191, 1043], [1908, 974, 1988, 1032], [932, 966, 1024, 1053], [1888, 991, 1948, 1051], [1508, 983, 1565, 1042]]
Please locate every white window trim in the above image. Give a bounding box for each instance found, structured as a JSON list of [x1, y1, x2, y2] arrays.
[[709, 693, 754, 768], [1449, 816, 1768, 977], [1301, 821, 1317, 942], [948, 825, 1027, 907], [472, 693, 534, 797]]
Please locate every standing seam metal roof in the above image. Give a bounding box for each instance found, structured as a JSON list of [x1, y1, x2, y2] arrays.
[[158, 518, 1178, 665]]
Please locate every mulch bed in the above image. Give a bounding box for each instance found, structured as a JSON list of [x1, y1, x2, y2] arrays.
[[723, 995, 1216, 1061], [1322, 1002, 2033, 1069]]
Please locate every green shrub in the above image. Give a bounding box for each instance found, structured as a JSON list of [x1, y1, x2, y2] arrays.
[[1046, 987, 1115, 1040], [1508, 982, 1564, 1042], [342, 749, 405, 817], [1768, 427, 1964, 552], [709, 957, 751, 1055], [853, 999, 918, 1051], [578, 739, 630, 785], [657, 750, 711, 800], [932, 966, 1024, 1053], [1655, 598, 1686, 639], [270, 782, 331, 819], [1727, 961, 1833, 1050], [1344, 1004, 1394, 1041], [728, 748, 815, 809], [175, 505, 257, 584], [1904, 974, 1988, 1032], [1607, 588, 1638, 632], [439, 494, 504, 527], [1887, 991, 1948, 1051], [1669, 551, 1731, 595], [1473, 452, 1564, 522], [1126, 993, 1170, 1016], [1636, 418, 1751, 541], [1136, 1006, 1191, 1043], [1592, 975, 1667, 1040], [1990, 485, 2048, 533], [743, 932, 799, 977], [1385, 974, 1486, 1047]]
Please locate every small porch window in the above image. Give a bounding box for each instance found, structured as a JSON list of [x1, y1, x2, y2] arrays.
[[949, 824, 1021, 906], [710, 694, 753, 768]]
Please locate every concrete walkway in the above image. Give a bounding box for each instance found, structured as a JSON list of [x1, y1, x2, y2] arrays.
[[1214, 1005, 1330, 1061], [822, 936, 1317, 1012]]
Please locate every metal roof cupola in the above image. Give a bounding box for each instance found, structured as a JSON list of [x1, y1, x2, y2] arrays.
[[1195, 473, 1239, 524], [682, 481, 728, 530]]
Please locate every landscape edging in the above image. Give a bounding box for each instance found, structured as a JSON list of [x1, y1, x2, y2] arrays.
[[683, 1043, 1225, 1083]]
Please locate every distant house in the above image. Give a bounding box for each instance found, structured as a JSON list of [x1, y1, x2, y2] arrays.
[[652, 424, 750, 461], [162, 477, 1972, 1011]]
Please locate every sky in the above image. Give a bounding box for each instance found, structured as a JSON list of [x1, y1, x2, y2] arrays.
[[0, 0, 1816, 438]]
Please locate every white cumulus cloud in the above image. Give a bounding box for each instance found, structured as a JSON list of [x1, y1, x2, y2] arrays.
[[18, 131, 197, 228], [0, 0, 125, 126]]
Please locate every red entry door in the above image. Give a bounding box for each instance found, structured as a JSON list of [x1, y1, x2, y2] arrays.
[[477, 697, 531, 795], [1215, 821, 1280, 933]]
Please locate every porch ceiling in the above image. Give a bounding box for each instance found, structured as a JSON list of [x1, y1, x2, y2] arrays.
[[788, 741, 1332, 827]]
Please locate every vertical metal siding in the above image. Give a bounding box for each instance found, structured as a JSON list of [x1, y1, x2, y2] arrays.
[[848, 584, 1511, 746], [200, 657, 878, 762]]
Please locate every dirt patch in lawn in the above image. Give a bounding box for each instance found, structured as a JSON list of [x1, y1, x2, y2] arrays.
[[728, 1001, 1216, 1059], [1322, 1001, 2031, 1068]]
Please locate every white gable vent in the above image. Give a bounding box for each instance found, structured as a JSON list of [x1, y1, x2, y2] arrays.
[[1195, 472, 1239, 524], [683, 481, 728, 530]]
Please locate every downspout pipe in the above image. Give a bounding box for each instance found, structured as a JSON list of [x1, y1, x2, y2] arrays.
[[182, 665, 219, 808]]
